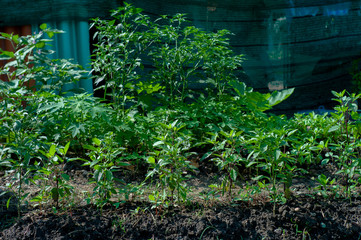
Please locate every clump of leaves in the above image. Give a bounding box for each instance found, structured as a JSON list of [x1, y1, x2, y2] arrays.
[[91, 2, 244, 109]]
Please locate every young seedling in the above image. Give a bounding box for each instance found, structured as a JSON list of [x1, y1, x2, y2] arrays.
[[209, 129, 245, 198], [330, 90, 361, 199], [315, 174, 336, 198]]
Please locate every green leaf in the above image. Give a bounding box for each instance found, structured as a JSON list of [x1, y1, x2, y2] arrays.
[[6, 196, 12, 209], [246, 161, 258, 168], [309, 146, 320, 151], [83, 145, 97, 151], [147, 156, 155, 164], [153, 141, 164, 147], [95, 170, 103, 182], [351, 111, 360, 120], [321, 158, 329, 165], [0, 160, 11, 168], [117, 161, 131, 166], [92, 138, 102, 146], [30, 195, 43, 203], [268, 88, 294, 107], [149, 194, 155, 201], [47, 31, 54, 38], [287, 129, 298, 136], [63, 142, 70, 156], [35, 41, 45, 48], [51, 188, 59, 201], [40, 23, 47, 30], [230, 168, 237, 181], [61, 173, 70, 181], [0, 50, 15, 58], [328, 125, 339, 133], [274, 150, 281, 160], [252, 175, 266, 181], [105, 170, 113, 181], [12, 35, 19, 44], [0, 32, 12, 39], [0, 55, 11, 61], [229, 80, 246, 96], [49, 144, 56, 158]]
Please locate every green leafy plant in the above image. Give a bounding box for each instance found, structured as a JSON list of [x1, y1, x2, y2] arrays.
[[91, 3, 156, 110], [149, 15, 243, 105], [83, 133, 129, 208], [328, 90, 361, 198], [247, 116, 298, 215], [204, 129, 246, 198], [91, 3, 245, 109], [146, 120, 196, 206], [229, 80, 294, 114], [4, 130, 40, 218], [148, 190, 168, 215], [33, 142, 73, 209], [36, 93, 114, 150], [0, 24, 93, 150], [199, 184, 221, 207], [0, 23, 87, 95], [315, 174, 337, 198]]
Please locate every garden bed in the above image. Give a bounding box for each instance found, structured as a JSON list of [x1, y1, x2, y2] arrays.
[[1, 163, 361, 240], [2, 3, 361, 240]]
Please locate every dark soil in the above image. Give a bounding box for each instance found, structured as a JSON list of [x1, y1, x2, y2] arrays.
[[1, 195, 361, 240], [1, 161, 361, 239]]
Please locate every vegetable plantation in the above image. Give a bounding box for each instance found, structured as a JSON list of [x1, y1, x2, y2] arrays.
[[1, 3, 361, 239]]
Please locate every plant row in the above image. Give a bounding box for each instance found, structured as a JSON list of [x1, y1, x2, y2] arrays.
[[1, 4, 361, 218]]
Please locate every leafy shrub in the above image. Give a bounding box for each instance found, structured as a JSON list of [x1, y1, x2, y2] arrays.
[[91, 3, 244, 109]]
